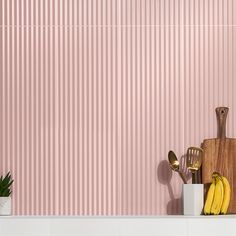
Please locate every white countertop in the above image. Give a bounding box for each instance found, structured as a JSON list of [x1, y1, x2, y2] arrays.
[[0, 215, 235, 236], [1, 214, 236, 218]]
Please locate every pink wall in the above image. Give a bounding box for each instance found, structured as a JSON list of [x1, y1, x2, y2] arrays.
[[1, 0, 236, 215]]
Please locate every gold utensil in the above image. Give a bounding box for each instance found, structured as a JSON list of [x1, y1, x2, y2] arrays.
[[186, 147, 203, 184], [168, 151, 187, 184]]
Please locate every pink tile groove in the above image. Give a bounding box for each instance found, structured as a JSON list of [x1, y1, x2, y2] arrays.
[[0, 0, 236, 215]]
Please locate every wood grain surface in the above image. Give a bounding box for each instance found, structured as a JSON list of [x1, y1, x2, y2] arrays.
[[202, 138, 236, 213]]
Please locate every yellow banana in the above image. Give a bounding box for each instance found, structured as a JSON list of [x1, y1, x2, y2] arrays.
[[204, 179, 216, 215], [220, 176, 231, 214], [210, 176, 224, 215]]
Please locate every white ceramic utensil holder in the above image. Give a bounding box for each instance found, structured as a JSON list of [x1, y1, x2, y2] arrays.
[[0, 197, 11, 215], [183, 184, 204, 215]]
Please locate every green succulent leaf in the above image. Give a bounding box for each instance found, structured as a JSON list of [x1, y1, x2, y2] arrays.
[[0, 172, 13, 197], [3, 180, 13, 190]]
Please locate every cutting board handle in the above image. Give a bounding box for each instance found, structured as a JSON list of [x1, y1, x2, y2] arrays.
[[215, 107, 229, 138]]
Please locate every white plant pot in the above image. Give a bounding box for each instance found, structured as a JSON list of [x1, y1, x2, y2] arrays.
[[183, 184, 204, 216], [0, 197, 11, 215]]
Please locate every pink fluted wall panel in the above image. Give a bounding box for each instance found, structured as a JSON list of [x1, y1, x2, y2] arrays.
[[1, 0, 236, 215]]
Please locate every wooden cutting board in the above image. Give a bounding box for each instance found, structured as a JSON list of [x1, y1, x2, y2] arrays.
[[202, 107, 236, 213]]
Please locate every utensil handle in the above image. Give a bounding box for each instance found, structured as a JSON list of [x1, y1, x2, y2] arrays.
[[192, 172, 197, 184], [196, 167, 202, 184], [178, 171, 187, 184], [216, 107, 229, 139]]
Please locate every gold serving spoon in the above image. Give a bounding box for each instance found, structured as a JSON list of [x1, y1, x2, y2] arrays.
[[186, 147, 203, 184], [168, 151, 187, 184]]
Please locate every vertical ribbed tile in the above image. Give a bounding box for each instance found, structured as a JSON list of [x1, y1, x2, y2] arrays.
[[0, 0, 236, 215]]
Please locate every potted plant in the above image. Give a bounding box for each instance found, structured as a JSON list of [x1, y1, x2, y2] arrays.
[[0, 172, 14, 215]]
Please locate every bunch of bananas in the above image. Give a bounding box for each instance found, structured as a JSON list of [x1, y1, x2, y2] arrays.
[[204, 172, 231, 215]]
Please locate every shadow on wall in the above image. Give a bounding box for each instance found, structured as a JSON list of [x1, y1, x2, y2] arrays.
[[157, 160, 182, 215], [157, 158, 191, 215]]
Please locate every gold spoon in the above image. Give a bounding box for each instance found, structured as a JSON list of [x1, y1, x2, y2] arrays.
[[168, 151, 187, 184]]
